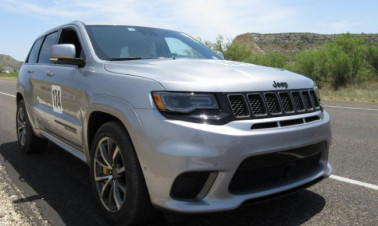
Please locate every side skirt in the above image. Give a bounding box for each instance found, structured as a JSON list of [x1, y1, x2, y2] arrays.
[[40, 131, 87, 163]]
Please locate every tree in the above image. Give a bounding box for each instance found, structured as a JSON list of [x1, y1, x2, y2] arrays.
[[334, 33, 366, 81], [213, 35, 227, 53], [198, 32, 376, 88], [196, 37, 215, 51], [365, 45, 378, 73], [246, 51, 289, 68], [325, 44, 352, 90], [224, 42, 253, 62], [313, 47, 329, 83], [295, 50, 317, 82]]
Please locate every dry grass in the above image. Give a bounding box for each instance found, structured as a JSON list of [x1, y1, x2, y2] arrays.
[[320, 79, 378, 103]]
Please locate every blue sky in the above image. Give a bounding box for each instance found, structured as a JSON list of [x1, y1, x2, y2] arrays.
[[0, 0, 377, 61]]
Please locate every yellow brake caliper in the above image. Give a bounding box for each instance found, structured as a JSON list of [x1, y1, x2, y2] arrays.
[[103, 167, 109, 182]]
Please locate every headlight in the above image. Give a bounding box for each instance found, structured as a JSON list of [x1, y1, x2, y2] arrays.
[[152, 92, 219, 113]]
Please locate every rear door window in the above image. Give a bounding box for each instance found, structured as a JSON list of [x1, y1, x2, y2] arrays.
[[38, 32, 59, 64]]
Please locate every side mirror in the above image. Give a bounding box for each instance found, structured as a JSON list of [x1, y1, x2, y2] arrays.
[[216, 51, 224, 59], [49, 44, 85, 67]]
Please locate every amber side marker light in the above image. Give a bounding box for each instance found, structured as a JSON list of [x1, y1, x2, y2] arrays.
[[152, 93, 166, 111]]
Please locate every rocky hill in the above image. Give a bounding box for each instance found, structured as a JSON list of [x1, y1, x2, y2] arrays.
[[233, 33, 378, 55], [0, 54, 23, 72]]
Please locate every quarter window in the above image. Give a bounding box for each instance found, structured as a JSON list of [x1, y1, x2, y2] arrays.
[[26, 38, 43, 64], [38, 32, 59, 64]]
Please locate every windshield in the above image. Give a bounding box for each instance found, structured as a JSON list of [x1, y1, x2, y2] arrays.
[[85, 25, 221, 61]]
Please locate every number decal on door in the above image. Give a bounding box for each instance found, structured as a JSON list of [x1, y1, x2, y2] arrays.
[[52, 85, 63, 113]]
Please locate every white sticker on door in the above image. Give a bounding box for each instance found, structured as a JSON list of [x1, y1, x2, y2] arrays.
[[52, 85, 63, 113]]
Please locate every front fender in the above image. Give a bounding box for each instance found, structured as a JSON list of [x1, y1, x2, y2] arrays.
[[84, 94, 144, 165]]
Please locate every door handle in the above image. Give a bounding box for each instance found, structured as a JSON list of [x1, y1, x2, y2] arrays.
[[46, 71, 55, 77], [27, 69, 34, 74]]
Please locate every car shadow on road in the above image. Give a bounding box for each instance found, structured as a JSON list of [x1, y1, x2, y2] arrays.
[[0, 141, 326, 226]]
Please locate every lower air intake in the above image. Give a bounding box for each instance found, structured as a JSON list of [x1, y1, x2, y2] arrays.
[[170, 172, 210, 200], [229, 142, 325, 194]]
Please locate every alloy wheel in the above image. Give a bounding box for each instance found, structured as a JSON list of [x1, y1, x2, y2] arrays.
[[16, 106, 27, 146], [94, 137, 127, 212]]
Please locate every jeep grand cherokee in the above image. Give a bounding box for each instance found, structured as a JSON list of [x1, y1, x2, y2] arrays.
[[16, 21, 332, 225]]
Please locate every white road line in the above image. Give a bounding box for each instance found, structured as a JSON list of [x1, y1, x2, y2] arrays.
[[330, 175, 378, 191], [324, 105, 378, 112], [0, 91, 16, 98]]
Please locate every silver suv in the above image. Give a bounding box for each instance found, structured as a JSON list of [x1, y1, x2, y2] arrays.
[[17, 21, 332, 225]]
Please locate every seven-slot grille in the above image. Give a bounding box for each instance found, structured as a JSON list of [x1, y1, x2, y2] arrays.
[[227, 89, 320, 119]]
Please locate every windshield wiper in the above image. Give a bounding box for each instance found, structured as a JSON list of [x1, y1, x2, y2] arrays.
[[109, 57, 157, 61]]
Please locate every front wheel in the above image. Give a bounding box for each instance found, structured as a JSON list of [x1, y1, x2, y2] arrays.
[[16, 100, 47, 153], [89, 121, 156, 225]]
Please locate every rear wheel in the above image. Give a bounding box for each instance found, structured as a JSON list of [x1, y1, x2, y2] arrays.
[[16, 100, 47, 153], [90, 121, 156, 225]]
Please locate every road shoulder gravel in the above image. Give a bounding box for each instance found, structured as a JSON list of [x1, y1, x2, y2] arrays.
[[0, 163, 50, 225]]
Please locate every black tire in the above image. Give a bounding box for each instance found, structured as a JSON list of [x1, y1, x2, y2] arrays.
[[16, 100, 47, 153], [89, 121, 157, 225]]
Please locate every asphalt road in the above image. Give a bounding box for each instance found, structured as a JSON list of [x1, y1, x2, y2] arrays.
[[0, 79, 377, 225]]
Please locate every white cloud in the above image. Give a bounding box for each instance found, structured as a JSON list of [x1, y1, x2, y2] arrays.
[[0, 0, 298, 41], [1, 0, 79, 18], [0, 0, 301, 60], [328, 20, 361, 32]]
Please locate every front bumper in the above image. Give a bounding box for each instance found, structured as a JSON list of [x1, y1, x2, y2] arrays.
[[132, 109, 332, 213]]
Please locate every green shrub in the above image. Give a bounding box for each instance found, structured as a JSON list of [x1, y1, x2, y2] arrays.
[[294, 50, 317, 81], [334, 33, 366, 80], [365, 45, 378, 72], [246, 51, 289, 68], [200, 33, 377, 90], [224, 42, 253, 62], [324, 44, 351, 89]]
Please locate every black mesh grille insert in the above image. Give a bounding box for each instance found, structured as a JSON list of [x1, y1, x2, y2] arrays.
[[228, 95, 249, 118], [247, 94, 267, 116], [226, 89, 320, 120], [264, 93, 281, 115], [309, 90, 320, 108], [291, 92, 305, 112], [229, 142, 325, 194], [171, 172, 210, 200], [279, 92, 294, 113], [302, 91, 313, 110]]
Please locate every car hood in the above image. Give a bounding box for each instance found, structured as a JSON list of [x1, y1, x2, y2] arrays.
[[104, 59, 314, 92]]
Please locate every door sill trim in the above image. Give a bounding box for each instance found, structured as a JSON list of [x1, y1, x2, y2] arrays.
[[40, 131, 87, 162]]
